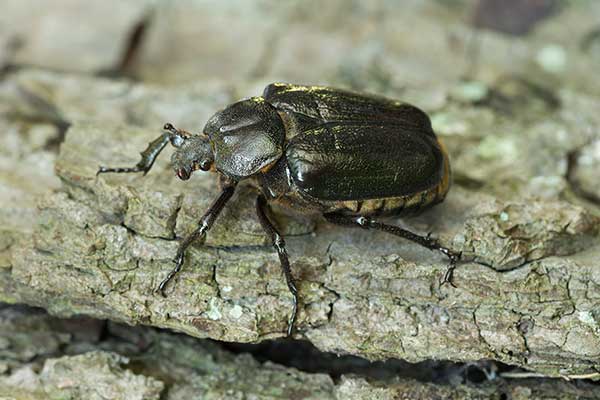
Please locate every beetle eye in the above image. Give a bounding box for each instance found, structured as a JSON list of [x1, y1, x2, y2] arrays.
[[200, 160, 211, 171], [170, 135, 185, 147]]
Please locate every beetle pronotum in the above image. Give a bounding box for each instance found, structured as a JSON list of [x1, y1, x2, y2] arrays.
[[98, 83, 461, 335]]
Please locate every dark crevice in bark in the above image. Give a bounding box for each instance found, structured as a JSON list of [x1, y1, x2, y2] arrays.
[[220, 337, 584, 387], [565, 146, 600, 206], [98, 13, 153, 80], [1, 85, 72, 153]]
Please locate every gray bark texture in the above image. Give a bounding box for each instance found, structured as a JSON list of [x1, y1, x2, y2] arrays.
[[2, 69, 600, 378], [1, 0, 600, 398], [2, 304, 599, 400]]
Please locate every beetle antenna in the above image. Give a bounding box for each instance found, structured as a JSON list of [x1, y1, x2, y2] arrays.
[[164, 122, 207, 140], [163, 122, 181, 136], [165, 122, 196, 137], [164, 122, 191, 147]]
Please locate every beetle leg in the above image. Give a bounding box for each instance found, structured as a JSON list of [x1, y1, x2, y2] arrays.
[[156, 183, 237, 295], [441, 264, 458, 288], [97, 123, 190, 176], [256, 195, 298, 337], [324, 213, 462, 284], [97, 132, 171, 176]]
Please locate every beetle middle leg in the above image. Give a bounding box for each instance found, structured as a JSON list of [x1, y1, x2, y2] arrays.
[[324, 213, 461, 284], [256, 195, 299, 337], [157, 182, 237, 295]]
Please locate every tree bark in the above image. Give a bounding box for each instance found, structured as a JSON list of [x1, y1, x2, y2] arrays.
[[2, 118, 599, 378], [2, 304, 599, 399]]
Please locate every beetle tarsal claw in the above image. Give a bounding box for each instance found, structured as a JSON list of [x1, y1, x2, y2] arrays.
[[153, 280, 168, 297], [441, 264, 458, 288], [157, 273, 174, 296], [163, 122, 176, 132], [287, 293, 298, 336], [439, 249, 461, 288], [96, 166, 115, 175], [154, 253, 186, 296]]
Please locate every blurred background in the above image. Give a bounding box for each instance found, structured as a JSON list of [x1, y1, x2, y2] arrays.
[[2, 0, 599, 92]]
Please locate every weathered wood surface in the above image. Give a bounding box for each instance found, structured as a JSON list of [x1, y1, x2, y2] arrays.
[[2, 304, 599, 399], [0, 69, 599, 379]]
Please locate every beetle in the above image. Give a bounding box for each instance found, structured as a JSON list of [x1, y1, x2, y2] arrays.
[[97, 83, 461, 336]]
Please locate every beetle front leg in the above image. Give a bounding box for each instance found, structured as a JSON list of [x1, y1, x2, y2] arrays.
[[156, 183, 237, 295], [97, 132, 171, 176], [97, 123, 190, 176], [256, 195, 299, 337], [324, 213, 461, 285]]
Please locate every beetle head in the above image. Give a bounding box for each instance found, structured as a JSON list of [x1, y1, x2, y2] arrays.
[[171, 135, 214, 180]]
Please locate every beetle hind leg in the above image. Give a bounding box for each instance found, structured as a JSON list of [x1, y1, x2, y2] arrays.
[[324, 213, 461, 285], [256, 195, 299, 337]]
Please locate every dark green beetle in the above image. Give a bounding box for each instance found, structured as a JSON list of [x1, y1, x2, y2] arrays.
[[98, 83, 460, 336]]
